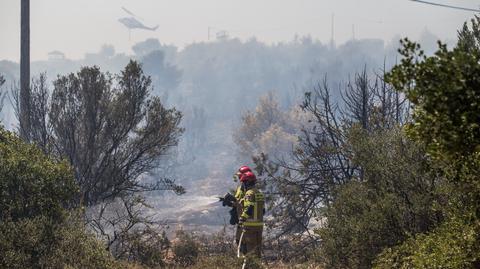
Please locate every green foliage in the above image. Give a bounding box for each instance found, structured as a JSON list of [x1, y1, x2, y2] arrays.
[[375, 152, 480, 268], [0, 127, 118, 268], [377, 17, 480, 269], [457, 16, 480, 53], [0, 127, 77, 222], [0, 213, 120, 269], [317, 127, 439, 269], [386, 32, 480, 160], [51, 215, 120, 269], [374, 218, 480, 269]]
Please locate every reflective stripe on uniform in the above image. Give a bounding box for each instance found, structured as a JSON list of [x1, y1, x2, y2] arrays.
[[241, 188, 265, 227], [243, 221, 263, 227], [253, 193, 264, 221]]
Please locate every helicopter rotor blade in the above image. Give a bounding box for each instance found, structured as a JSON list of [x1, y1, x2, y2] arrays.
[[122, 6, 144, 20]]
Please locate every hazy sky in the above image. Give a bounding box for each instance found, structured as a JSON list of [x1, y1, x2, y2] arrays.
[[0, 0, 476, 61]]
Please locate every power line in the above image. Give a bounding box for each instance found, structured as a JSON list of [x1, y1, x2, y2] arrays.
[[410, 0, 480, 12]]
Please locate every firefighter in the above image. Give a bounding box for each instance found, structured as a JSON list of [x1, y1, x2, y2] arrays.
[[220, 166, 255, 245], [233, 166, 252, 245], [238, 171, 264, 258]]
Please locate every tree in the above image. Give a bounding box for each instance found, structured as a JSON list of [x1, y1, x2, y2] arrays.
[[141, 50, 182, 99], [254, 69, 410, 259], [132, 38, 162, 57], [387, 38, 480, 160], [20, 60, 184, 206], [234, 92, 305, 162], [15, 60, 184, 256], [457, 16, 480, 53], [342, 69, 374, 130]]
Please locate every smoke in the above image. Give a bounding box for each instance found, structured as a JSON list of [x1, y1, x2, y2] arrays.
[[0, 33, 441, 232]]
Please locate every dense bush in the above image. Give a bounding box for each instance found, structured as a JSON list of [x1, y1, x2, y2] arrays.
[[316, 127, 439, 269], [374, 17, 480, 268], [375, 217, 480, 269], [0, 128, 77, 221], [0, 127, 118, 268]]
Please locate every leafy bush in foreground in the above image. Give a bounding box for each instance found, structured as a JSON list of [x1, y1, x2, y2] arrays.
[[0, 127, 118, 268], [375, 17, 480, 269], [375, 217, 480, 269]]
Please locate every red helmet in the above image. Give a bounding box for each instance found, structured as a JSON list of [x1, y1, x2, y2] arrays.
[[240, 171, 256, 183], [238, 165, 252, 174], [235, 165, 252, 179]]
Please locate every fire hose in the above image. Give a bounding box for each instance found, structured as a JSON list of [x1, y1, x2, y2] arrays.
[[237, 229, 247, 269]]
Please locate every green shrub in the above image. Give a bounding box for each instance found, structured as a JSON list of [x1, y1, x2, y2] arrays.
[[42, 212, 119, 268], [376, 17, 480, 269], [0, 127, 118, 268], [316, 127, 439, 269], [374, 217, 480, 269], [0, 128, 77, 222]]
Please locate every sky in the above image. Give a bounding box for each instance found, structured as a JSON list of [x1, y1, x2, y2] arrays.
[[0, 0, 476, 61]]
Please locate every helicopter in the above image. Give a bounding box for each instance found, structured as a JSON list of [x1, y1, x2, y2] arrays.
[[118, 7, 159, 31]]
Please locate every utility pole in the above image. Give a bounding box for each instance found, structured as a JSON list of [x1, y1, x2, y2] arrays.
[[20, 0, 30, 139], [330, 13, 335, 49]]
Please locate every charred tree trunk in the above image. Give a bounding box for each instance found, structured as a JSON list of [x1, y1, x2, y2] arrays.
[[20, 0, 30, 139]]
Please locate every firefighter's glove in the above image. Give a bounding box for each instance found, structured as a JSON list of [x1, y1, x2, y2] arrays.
[[219, 193, 236, 207], [238, 217, 246, 225], [219, 197, 228, 207], [229, 207, 239, 225]]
